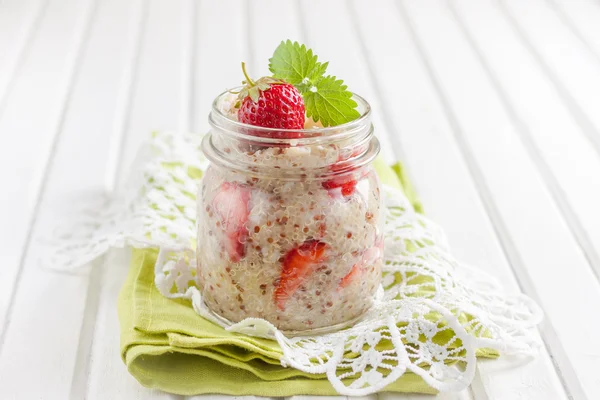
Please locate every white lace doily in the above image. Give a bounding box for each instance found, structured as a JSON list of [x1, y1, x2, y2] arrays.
[[46, 131, 542, 396]]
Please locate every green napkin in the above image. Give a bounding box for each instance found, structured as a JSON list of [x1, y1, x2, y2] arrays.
[[118, 159, 436, 396]]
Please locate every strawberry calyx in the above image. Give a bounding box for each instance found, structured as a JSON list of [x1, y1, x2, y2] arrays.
[[234, 62, 282, 106]]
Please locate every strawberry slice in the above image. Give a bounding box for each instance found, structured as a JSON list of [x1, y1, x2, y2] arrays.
[[212, 182, 251, 262], [322, 147, 365, 197], [322, 178, 357, 197], [339, 263, 362, 289], [275, 240, 327, 310], [330, 147, 364, 173], [338, 237, 384, 289]]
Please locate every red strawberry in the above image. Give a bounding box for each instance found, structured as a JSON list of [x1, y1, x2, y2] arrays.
[[274, 240, 327, 310], [236, 62, 305, 137], [322, 178, 357, 198], [212, 182, 251, 262]]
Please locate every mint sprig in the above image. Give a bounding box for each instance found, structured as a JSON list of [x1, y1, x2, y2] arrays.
[[269, 40, 360, 127]]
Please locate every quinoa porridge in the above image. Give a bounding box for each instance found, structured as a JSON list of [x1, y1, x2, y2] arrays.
[[197, 92, 383, 332]]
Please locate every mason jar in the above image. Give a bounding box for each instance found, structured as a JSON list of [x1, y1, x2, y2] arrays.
[[197, 90, 383, 333]]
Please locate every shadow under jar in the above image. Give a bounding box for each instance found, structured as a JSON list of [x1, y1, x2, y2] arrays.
[[197, 90, 384, 334]]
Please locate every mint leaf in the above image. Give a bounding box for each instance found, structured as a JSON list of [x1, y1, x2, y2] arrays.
[[303, 75, 360, 127], [269, 40, 359, 126], [269, 40, 325, 87]]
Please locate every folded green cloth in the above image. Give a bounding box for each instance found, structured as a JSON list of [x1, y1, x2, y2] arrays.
[[118, 159, 432, 396]]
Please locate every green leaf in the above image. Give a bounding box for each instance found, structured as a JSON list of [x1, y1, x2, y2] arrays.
[[303, 75, 360, 127], [269, 40, 360, 126], [269, 40, 326, 87]]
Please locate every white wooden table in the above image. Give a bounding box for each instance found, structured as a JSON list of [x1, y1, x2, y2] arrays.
[[1, 0, 599, 398]]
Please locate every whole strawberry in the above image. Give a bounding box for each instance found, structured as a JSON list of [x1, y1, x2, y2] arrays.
[[236, 62, 305, 137]]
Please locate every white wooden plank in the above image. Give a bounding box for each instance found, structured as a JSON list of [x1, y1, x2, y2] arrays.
[[0, 0, 93, 342], [401, 0, 599, 398], [0, 0, 47, 113], [351, 396, 378, 400], [379, 392, 469, 400], [351, 0, 569, 399], [0, 0, 143, 398], [550, 0, 600, 63], [500, 0, 600, 156], [188, 397, 275, 400], [453, 0, 600, 338], [87, 250, 180, 400], [178, 0, 195, 133], [378, 394, 431, 400], [247, 0, 303, 77], [84, 1, 188, 399], [116, 0, 187, 184], [193, 0, 245, 134]]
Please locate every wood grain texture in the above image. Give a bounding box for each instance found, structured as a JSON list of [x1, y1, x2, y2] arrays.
[[452, 0, 600, 296], [1, 0, 598, 398], [551, 0, 600, 62], [0, 0, 89, 337], [193, 0, 245, 135], [401, 0, 597, 398], [0, 0, 48, 113], [501, 0, 600, 157], [0, 0, 142, 398]]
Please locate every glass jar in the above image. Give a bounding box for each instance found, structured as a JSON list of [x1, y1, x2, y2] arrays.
[[197, 90, 383, 334]]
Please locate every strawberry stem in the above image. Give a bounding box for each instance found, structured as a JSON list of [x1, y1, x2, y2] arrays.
[[241, 62, 255, 87]]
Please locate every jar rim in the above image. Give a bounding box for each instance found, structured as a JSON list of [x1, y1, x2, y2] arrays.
[[210, 88, 372, 144], [201, 132, 381, 181], [204, 89, 379, 181]]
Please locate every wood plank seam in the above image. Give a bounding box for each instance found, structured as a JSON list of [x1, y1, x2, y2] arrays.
[[244, 0, 255, 81], [0, 0, 50, 117], [103, 0, 149, 192], [497, 0, 600, 160], [179, 0, 196, 133], [345, 1, 410, 166], [68, 258, 105, 400], [0, 0, 98, 355], [294, 0, 309, 48], [393, 0, 576, 398], [69, 1, 149, 398], [449, 0, 600, 321]]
